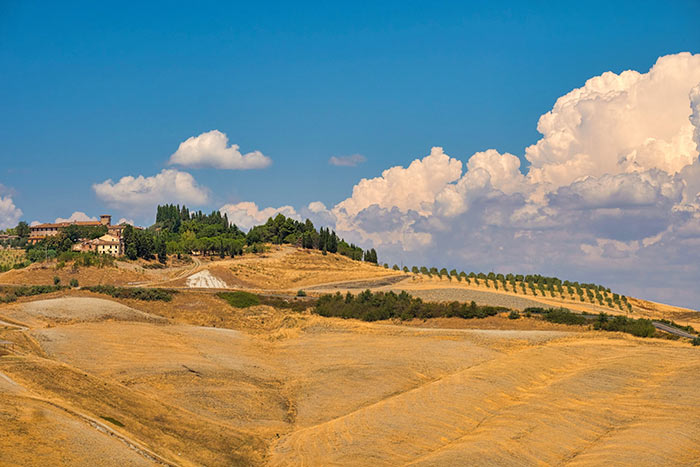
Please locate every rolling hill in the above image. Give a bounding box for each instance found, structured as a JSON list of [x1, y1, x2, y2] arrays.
[[1, 246, 699, 465]]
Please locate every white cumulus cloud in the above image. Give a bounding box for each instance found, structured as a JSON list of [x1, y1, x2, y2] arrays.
[[54, 211, 97, 223], [0, 195, 22, 230], [335, 147, 462, 217], [525, 52, 700, 188], [315, 53, 700, 307], [219, 201, 300, 230], [93, 169, 209, 214], [169, 130, 271, 170], [329, 154, 366, 167]]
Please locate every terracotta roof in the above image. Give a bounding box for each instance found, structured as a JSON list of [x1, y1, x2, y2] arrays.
[[30, 220, 104, 229]]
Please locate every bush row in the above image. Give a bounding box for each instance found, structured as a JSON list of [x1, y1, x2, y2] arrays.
[[593, 313, 656, 338], [0, 285, 65, 303], [313, 290, 506, 322], [530, 306, 658, 338], [83, 285, 176, 302]]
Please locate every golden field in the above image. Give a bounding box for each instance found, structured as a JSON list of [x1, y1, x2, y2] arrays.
[[1, 247, 699, 466]]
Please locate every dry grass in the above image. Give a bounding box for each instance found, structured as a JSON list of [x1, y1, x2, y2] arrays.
[[0, 262, 150, 287], [164, 245, 402, 290], [0, 249, 25, 269], [0, 292, 698, 465], [1, 251, 699, 465]]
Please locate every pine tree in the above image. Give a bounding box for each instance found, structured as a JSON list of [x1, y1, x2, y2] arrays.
[[157, 238, 167, 264], [329, 231, 338, 253]]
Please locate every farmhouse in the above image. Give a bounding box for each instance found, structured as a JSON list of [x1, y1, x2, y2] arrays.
[[72, 234, 123, 256], [29, 215, 113, 244], [29, 214, 132, 257]]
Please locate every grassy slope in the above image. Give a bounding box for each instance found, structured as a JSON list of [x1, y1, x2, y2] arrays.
[[1, 292, 698, 465]]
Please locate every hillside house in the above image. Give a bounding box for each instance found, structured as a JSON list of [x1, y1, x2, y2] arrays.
[[29, 215, 112, 244], [71, 233, 123, 256]]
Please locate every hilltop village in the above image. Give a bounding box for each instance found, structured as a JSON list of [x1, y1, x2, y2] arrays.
[[28, 215, 128, 256]]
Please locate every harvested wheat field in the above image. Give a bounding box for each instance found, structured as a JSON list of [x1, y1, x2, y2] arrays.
[[1, 290, 699, 466], [162, 245, 402, 291]]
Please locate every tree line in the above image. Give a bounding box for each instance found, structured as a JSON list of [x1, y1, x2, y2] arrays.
[[313, 289, 506, 322], [144, 204, 377, 263], [16, 204, 380, 266], [385, 265, 630, 312]]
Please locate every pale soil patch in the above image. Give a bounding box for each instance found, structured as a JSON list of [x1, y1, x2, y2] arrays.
[[185, 269, 229, 289], [0, 297, 166, 328]]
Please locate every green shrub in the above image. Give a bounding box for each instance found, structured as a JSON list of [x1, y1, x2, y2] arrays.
[[508, 310, 520, 320], [53, 276, 61, 285], [84, 285, 176, 302], [0, 285, 64, 303], [692, 337, 700, 346], [69, 278, 79, 288], [313, 290, 506, 322], [593, 313, 656, 337], [296, 290, 307, 297], [217, 291, 311, 312], [528, 307, 588, 325], [217, 291, 260, 308]]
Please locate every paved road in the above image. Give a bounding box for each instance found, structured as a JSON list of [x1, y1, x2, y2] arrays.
[[652, 321, 697, 339]]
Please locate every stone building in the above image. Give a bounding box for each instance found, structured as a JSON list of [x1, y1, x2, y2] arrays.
[[29, 215, 112, 244]]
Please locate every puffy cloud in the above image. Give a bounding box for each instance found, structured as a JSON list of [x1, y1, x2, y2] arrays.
[[335, 147, 462, 217], [679, 160, 700, 205], [169, 130, 271, 170], [525, 52, 700, 188], [329, 154, 366, 167], [550, 170, 682, 210], [301, 201, 337, 229], [0, 195, 22, 230], [307, 201, 329, 214], [117, 218, 135, 226], [318, 53, 700, 307], [93, 169, 208, 213], [689, 83, 700, 152], [465, 150, 527, 195], [219, 202, 300, 230], [54, 211, 97, 223]]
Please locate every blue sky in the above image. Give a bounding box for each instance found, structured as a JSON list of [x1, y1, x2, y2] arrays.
[[2, 1, 700, 307], [2, 1, 698, 222]]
